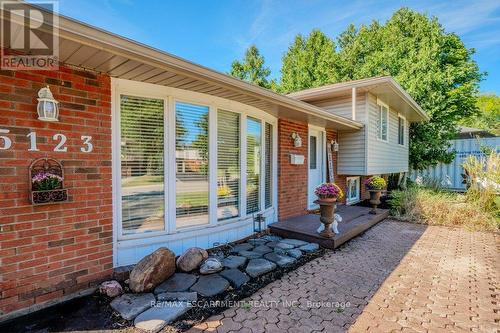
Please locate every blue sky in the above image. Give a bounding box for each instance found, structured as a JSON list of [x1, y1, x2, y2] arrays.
[[55, 0, 500, 93]]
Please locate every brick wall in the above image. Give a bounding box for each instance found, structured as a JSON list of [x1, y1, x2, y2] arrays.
[[277, 119, 308, 220], [0, 64, 112, 318]]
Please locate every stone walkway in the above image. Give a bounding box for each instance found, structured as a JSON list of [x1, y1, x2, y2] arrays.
[[186, 220, 499, 333]]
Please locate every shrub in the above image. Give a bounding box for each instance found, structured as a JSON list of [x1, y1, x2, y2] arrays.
[[388, 186, 499, 231], [364, 176, 387, 190]]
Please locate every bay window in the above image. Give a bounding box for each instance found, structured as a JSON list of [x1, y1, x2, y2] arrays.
[[116, 81, 276, 238]]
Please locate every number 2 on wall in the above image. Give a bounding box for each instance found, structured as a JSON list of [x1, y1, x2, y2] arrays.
[[53, 133, 68, 152]]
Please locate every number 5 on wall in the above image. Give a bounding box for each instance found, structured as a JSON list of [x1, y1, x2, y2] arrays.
[[0, 129, 12, 150]]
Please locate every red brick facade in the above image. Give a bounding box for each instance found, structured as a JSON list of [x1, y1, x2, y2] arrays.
[[0, 65, 112, 317]]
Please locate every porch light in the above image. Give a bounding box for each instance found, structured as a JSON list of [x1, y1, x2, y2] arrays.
[[332, 140, 339, 152], [37, 86, 59, 122], [253, 213, 265, 233], [291, 132, 302, 147]]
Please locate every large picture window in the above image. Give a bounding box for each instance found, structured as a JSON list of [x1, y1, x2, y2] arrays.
[[246, 117, 261, 214], [217, 110, 240, 220], [120, 95, 165, 235], [175, 102, 209, 228]]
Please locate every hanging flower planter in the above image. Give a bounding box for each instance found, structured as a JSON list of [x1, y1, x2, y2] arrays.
[[29, 158, 68, 205]]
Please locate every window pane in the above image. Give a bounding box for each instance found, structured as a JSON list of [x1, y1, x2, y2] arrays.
[[176, 102, 209, 228], [217, 110, 240, 220], [398, 117, 404, 145], [380, 105, 388, 140], [265, 123, 273, 209], [120, 95, 164, 235], [309, 136, 317, 169], [247, 117, 261, 214]]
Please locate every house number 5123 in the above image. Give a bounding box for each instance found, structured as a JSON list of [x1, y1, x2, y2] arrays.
[[0, 129, 93, 153]]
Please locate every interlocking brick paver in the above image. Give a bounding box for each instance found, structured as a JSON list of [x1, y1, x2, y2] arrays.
[[184, 220, 499, 332]]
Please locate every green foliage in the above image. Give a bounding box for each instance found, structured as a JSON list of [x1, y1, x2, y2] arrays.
[[365, 176, 386, 190], [280, 30, 338, 93], [460, 94, 500, 135], [278, 8, 483, 170], [230, 45, 272, 89]]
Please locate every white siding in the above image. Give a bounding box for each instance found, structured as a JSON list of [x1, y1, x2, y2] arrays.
[[311, 93, 367, 175], [366, 93, 409, 174]]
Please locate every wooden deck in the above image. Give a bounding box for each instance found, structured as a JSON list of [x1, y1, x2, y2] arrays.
[[269, 205, 389, 249]]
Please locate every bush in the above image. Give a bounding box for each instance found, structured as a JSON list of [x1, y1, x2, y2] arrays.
[[388, 186, 499, 231]]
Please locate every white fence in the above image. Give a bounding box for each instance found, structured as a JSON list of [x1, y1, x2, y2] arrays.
[[411, 137, 500, 191]]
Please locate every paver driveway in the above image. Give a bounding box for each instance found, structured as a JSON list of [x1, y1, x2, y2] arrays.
[[186, 220, 499, 333]]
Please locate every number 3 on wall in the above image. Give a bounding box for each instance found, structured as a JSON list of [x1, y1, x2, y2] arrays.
[[81, 135, 93, 153]]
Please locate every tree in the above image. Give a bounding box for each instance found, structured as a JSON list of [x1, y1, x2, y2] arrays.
[[280, 29, 338, 93], [280, 8, 483, 170], [229, 45, 271, 89], [460, 94, 500, 135]]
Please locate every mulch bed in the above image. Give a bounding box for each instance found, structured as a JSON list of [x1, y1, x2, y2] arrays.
[[0, 240, 328, 333]]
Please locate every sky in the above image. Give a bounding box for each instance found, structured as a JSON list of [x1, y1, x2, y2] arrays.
[[54, 0, 500, 94]]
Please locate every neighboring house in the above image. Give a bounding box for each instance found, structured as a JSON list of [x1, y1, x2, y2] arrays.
[[0, 4, 428, 320], [411, 127, 499, 191]]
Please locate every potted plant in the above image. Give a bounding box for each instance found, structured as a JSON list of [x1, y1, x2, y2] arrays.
[[364, 176, 387, 214], [31, 171, 67, 204], [314, 183, 344, 238]]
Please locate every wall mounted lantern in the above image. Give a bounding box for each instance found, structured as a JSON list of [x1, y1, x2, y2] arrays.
[[291, 132, 302, 147], [37, 86, 59, 122], [331, 140, 339, 152]]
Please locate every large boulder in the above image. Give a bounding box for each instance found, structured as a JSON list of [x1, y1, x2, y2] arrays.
[[176, 247, 208, 272], [129, 247, 176, 293]]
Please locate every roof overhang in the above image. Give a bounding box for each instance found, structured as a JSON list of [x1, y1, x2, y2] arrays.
[[0, 2, 363, 131], [287, 76, 430, 122]]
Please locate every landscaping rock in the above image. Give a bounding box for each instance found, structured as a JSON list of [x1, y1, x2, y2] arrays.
[[299, 243, 320, 253], [219, 269, 250, 288], [129, 247, 176, 293], [245, 259, 277, 278], [247, 238, 268, 246], [110, 293, 155, 321], [99, 280, 123, 298], [264, 252, 296, 267], [238, 250, 263, 259], [265, 241, 279, 248], [252, 245, 272, 254], [190, 274, 229, 297], [274, 242, 295, 250], [157, 292, 198, 302], [280, 238, 309, 247], [261, 235, 282, 242], [154, 273, 197, 294], [286, 248, 303, 259], [113, 265, 134, 282], [134, 301, 189, 333], [230, 243, 253, 253], [176, 247, 208, 272], [199, 257, 223, 274], [222, 255, 247, 269]]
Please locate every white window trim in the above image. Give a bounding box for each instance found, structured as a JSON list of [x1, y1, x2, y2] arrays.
[[397, 113, 406, 146], [346, 176, 361, 205], [376, 99, 389, 142], [112, 78, 278, 243]]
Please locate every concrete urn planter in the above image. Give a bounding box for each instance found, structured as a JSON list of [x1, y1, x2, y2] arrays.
[[368, 190, 382, 214], [314, 197, 337, 238]]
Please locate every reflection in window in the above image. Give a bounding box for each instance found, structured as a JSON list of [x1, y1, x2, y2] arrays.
[[176, 102, 209, 228], [309, 136, 317, 169], [120, 95, 164, 235], [247, 117, 261, 214], [265, 123, 273, 209], [217, 110, 240, 220]]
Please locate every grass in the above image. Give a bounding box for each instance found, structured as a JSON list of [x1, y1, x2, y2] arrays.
[[388, 186, 499, 231], [122, 175, 163, 188]]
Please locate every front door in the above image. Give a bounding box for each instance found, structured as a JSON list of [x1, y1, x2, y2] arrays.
[[308, 128, 324, 209]]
